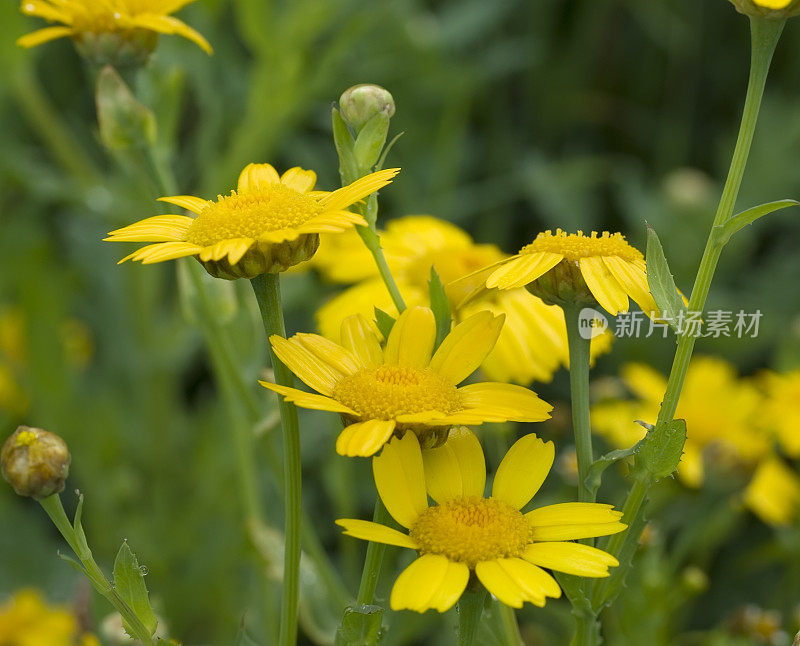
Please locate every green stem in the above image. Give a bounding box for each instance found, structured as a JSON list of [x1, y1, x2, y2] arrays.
[[563, 305, 594, 505], [39, 496, 157, 646], [356, 225, 406, 313], [250, 273, 302, 646], [497, 603, 523, 646], [355, 498, 391, 605], [457, 585, 487, 646]]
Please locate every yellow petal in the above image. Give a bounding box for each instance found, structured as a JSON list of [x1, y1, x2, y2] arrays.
[[340, 314, 382, 368], [522, 542, 618, 577], [293, 333, 360, 376], [428, 310, 504, 385], [384, 306, 436, 368], [105, 215, 194, 242], [390, 555, 469, 613], [603, 257, 658, 317], [530, 523, 627, 542], [319, 168, 400, 211], [525, 503, 623, 527], [21, 1, 71, 23], [335, 518, 418, 549], [619, 363, 667, 404], [158, 195, 210, 214], [458, 383, 552, 422], [269, 335, 344, 396], [237, 163, 280, 193], [259, 381, 356, 415], [16, 26, 73, 48], [476, 558, 560, 608], [486, 253, 563, 290], [373, 432, 428, 528], [336, 420, 396, 457], [492, 434, 554, 510], [422, 427, 486, 503], [129, 13, 213, 54], [579, 257, 629, 315], [677, 441, 704, 488], [121, 241, 201, 264], [280, 167, 317, 193]]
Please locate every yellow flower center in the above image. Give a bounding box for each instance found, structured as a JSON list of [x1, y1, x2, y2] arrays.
[[333, 366, 461, 421], [410, 497, 532, 567], [14, 430, 37, 447], [521, 229, 641, 262], [184, 185, 323, 247]]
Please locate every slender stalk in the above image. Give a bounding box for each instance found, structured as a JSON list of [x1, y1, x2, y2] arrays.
[[39, 496, 157, 646], [355, 498, 391, 605], [250, 273, 302, 646], [457, 586, 487, 646], [356, 225, 406, 312], [497, 603, 523, 646]]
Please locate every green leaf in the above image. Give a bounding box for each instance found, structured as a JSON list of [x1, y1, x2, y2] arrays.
[[639, 419, 687, 479], [113, 541, 158, 637], [374, 308, 396, 339], [233, 620, 260, 646], [95, 65, 156, 151], [332, 107, 358, 184], [376, 131, 404, 170], [428, 268, 452, 350], [353, 112, 390, 171], [58, 552, 87, 576], [72, 492, 90, 556], [585, 442, 643, 497], [645, 225, 686, 331], [713, 199, 799, 246], [335, 604, 384, 646]]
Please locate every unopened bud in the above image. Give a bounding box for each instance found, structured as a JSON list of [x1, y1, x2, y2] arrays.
[[730, 0, 800, 18], [1, 426, 71, 499], [339, 84, 395, 130], [74, 30, 159, 68]]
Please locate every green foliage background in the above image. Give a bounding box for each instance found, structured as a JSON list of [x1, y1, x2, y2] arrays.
[[1, 0, 800, 644]]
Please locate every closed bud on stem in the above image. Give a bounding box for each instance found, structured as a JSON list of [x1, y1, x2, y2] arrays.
[[1, 426, 71, 499], [339, 84, 395, 131], [75, 30, 159, 68], [730, 0, 800, 17]]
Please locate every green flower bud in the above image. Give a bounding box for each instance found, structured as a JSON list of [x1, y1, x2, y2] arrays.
[[74, 30, 159, 69], [730, 0, 800, 18], [1, 426, 71, 500], [339, 84, 396, 130]]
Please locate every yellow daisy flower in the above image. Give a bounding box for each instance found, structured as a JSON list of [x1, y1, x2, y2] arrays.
[[591, 357, 769, 488], [312, 216, 611, 385], [17, 0, 213, 56], [742, 457, 800, 526], [260, 305, 553, 457], [336, 428, 625, 612], [105, 164, 399, 279], [0, 589, 83, 646], [476, 229, 657, 317], [757, 370, 800, 458]]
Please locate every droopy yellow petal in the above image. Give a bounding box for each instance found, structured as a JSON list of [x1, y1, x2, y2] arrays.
[[16, 26, 73, 48], [476, 558, 559, 608], [458, 383, 553, 422], [280, 167, 317, 193], [421, 427, 486, 503], [120, 241, 201, 264], [390, 555, 469, 613], [340, 314, 382, 368], [237, 163, 280, 193], [525, 503, 623, 527], [492, 434, 554, 510], [486, 252, 563, 290], [21, 1, 71, 23], [579, 257, 629, 315], [373, 432, 428, 528], [269, 335, 344, 396], [603, 256, 658, 317], [522, 542, 618, 577], [335, 519, 418, 549], [428, 310, 504, 385], [259, 381, 356, 415], [293, 333, 360, 376], [129, 13, 213, 54], [336, 420, 396, 457], [158, 195, 210, 214], [105, 215, 194, 242], [319, 168, 400, 212], [384, 306, 435, 368]]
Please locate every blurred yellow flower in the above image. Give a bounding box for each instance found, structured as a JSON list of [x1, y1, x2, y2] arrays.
[[730, 0, 800, 17], [0, 589, 87, 646], [261, 306, 552, 457], [743, 457, 800, 526], [337, 428, 625, 612], [591, 357, 769, 488], [476, 229, 657, 317], [17, 0, 213, 55], [757, 369, 800, 458], [106, 164, 399, 280], [313, 216, 611, 385]]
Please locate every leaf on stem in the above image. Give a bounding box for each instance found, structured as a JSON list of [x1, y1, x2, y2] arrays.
[[713, 199, 799, 247], [585, 442, 643, 497], [428, 268, 452, 350], [645, 225, 686, 331], [374, 308, 396, 339], [113, 541, 158, 637], [332, 107, 358, 184], [639, 419, 687, 479], [353, 112, 390, 171], [335, 604, 384, 646]]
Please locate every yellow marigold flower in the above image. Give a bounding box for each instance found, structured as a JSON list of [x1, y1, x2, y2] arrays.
[[105, 164, 399, 280], [336, 428, 625, 612], [757, 370, 800, 458], [477, 229, 657, 317], [591, 357, 768, 488], [743, 457, 800, 526], [313, 217, 611, 385], [17, 0, 213, 63], [260, 306, 552, 457], [0, 589, 81, 646]]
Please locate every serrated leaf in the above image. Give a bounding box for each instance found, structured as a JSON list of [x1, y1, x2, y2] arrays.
[[113, 541, 158, 637], [639, 419, 687, 479], [585, 442, 642, 497], [335, 604, 384, 646], [645, 225, 686, 331], [428, 268, 452, 350], [374, 308, 396, 339], [353, 112, 390, 171], [332, 107, 358, 184], [713, 199, 799, 246]]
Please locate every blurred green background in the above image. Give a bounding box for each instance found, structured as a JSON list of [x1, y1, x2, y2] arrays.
[[1, 0, 800, 644]]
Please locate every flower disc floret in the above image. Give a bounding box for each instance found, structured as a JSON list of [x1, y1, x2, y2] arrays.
[[410, 496, 531, 568], [520, 229, 642, 263], [333, 366, 461, 421]]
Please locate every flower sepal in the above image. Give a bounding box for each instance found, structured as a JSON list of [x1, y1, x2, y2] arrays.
[[199, 234, 320, 280], [525, 259, 595, 308], [75, 29, 159, 68]]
